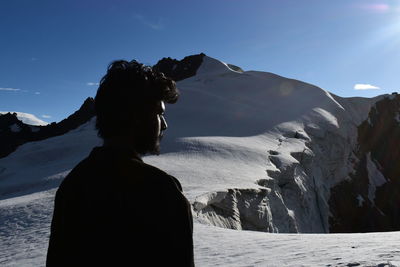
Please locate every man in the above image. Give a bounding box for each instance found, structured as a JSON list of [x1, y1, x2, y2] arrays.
[[47, 60, 194, 266]]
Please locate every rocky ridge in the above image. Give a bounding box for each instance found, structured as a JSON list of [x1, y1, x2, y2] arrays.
[[330, 93, 400, 232], [0, 98, 95, 158]]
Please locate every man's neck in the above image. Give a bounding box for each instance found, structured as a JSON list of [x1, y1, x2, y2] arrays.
[[102, 136, 141, 158]]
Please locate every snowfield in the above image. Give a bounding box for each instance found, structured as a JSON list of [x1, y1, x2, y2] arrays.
[[0, 56, 398, 266], [1, 188, 399, 266]]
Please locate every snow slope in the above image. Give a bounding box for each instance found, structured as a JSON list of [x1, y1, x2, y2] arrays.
[[0, 118, 101, 199], [160, 56, 380, 233], [0, 56, 395, 266]]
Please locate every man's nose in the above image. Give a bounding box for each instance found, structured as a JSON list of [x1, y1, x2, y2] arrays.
[[161, 115, 168, 131]]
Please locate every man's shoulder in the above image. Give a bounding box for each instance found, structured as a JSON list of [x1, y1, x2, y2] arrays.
[[56, 156, 93, 192], [133, 160, 183, 192], [57, 147, 183, 193]]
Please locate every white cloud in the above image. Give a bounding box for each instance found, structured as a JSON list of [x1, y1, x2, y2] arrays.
[[0, 87, 21, 91], [133, 13, 165, 30], [41, 115, 51, 119], [354, 84, 381, 90], [35, 92, 41, 95], [87, 82, 99, 86]]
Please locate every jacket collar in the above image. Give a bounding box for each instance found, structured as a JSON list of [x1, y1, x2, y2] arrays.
[[91, 146, 143, 162]]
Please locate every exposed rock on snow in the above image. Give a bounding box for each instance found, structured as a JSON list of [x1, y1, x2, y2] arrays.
[[153, 53, 205, 81]]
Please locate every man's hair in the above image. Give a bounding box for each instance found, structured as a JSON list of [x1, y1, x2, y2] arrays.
[[94, 60, 179, 139]]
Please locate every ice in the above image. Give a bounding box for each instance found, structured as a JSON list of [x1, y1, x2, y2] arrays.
[[395, 112, 400, 123], [366, 152, 387, 204]]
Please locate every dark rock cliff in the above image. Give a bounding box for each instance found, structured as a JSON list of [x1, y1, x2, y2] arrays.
[[329, 94, 400, 232], [0, 112, 33, 159], [153, 53, 205, 81]]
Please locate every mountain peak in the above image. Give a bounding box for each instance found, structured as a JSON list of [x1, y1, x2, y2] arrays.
[[153, 53, 205, 81]]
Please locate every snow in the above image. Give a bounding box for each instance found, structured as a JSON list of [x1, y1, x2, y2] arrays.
[[332, 95, 382, 126], [395, 112, 400, 123], [0, 111, 49, 126], [194, 223, 400, 267], [160, 57, 384, 234], [196, 56, 243, 76], [1, 190, 399, 266], [366, 152, 387, 204], [357, 195, 365, 207], [167, 56, 350, 140], [311, 108, 339, 128], [0, 56, 394, 266], [0, 117, 101, 199]]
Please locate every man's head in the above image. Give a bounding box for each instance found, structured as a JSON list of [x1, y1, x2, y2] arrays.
[[94, 60, 179, 155]]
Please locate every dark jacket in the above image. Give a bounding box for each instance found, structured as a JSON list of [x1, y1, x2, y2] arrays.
[[47, 146, 194, 266]]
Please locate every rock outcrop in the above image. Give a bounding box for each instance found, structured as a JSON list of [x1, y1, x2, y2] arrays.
[[329, 94, 400, 232], [0, 97, 95, 158], [153, 53, 205, 81]]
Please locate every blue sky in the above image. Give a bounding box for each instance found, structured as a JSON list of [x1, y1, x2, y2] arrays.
[[1, 0, 400, 123]]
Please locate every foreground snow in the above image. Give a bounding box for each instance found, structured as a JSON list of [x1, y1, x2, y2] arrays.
[[0, 189, 399, 267]]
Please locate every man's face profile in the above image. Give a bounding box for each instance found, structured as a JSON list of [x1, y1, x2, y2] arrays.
[[151, 100, 167, 155], [134, 100, 167, 155]]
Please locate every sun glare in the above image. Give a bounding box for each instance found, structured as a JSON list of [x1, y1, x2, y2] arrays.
[[358, 2, 400, 53]]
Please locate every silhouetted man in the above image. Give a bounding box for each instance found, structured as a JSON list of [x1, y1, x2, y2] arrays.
[[47, 60, 194, 266]]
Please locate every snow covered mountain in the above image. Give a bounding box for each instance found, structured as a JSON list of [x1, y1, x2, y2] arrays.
[[1, 54, 399, 266]]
